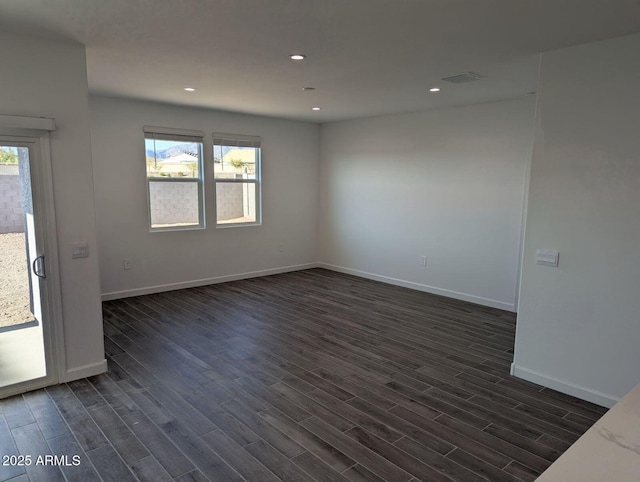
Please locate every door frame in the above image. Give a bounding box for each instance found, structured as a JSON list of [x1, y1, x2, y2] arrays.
[[0, 116, 65, 398]]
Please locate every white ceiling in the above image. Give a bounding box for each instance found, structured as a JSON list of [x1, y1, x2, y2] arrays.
[[1, 0, 640, 123]]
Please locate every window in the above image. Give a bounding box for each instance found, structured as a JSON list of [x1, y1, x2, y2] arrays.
[[213, 133, 261, 226], [144, 126, 205, 230]]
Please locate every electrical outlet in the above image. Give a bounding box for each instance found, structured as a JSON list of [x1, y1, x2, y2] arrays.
[[420, 255, 427, 266], [124, 259, 132, 270], [278, 242, 285, 253]]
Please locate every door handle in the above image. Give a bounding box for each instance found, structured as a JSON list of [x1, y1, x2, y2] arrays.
[[32, 255, 46, 279]]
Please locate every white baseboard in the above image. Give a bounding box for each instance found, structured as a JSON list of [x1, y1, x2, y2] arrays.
[[318, 263, 515, 312], [101, 263, 319, 301], [102, 261, 514, 312], [510, 364, 619, 408], [63, 359, 108, 383]]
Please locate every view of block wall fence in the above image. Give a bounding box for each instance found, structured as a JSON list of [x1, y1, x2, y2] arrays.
[[4, 162, 255, 231], [149, 181, 255, 225], [0, 167, 24, 234], [216, 182, 256, 221]]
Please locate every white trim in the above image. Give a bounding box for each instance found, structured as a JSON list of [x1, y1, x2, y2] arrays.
[[149, 224, 206, 233], [0, 114, 56, 131], [0, 133, 65, 397], [214, 178, 258, 184], [63, 359, 108, 383], [147, 139, 205, 231], [0, 377, 56, 399], [514, 58, 541, 312], [101, 263, 319, 301], [216, 221, 261, 229], [318, 263, 515, 312], [146, 177, 200, 183], [511, 54, 542, 380], [510, 364, 619, 408], [35, 134, 67, 384]]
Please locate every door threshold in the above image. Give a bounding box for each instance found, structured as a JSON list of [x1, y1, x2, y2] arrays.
[[0, 319, 39, 334]]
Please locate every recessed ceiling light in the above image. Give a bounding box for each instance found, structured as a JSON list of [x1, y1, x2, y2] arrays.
[[290, 54, 306, 61], [302, 87, 316, 91], [184, 87, 195, 92], [311, 107, 321, 111], [429, 87, 441, 92]]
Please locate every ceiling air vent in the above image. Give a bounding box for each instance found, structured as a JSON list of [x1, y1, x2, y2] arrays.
[[441, 72, 486, 84]]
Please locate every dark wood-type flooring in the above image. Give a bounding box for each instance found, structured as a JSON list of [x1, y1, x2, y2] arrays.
[[1, 268, 608, 481]]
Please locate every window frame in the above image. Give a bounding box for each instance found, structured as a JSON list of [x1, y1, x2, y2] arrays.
[[213, 133, 262, 228], [144, 126, 206, 232]]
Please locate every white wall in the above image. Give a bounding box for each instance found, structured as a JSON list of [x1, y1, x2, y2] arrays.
[[318, 98, 535, 311], [90, 96, 319, 297], [0, 33, 106, 380], [513, 33, 640, 407]]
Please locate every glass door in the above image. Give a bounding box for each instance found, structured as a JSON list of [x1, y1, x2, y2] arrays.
[[0, 138, 55, 394]]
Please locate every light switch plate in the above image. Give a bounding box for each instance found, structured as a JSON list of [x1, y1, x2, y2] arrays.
[[536, 249, 559, 267], [71, 242, 89, 259]]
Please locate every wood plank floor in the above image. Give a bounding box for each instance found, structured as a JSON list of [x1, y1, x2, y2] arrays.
[[0, 268, 608, 481]]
